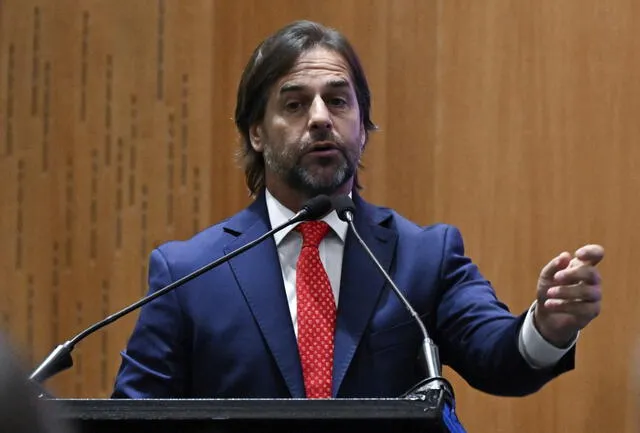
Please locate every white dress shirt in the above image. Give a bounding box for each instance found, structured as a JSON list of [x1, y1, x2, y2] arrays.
[[265, 189, 576, 369]]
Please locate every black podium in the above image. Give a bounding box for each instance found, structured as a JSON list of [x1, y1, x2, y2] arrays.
[[47, 391, 449, 432]]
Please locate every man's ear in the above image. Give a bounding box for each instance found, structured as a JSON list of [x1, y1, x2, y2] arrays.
[[249, 124, 264, 152], [360, 124, 367, 149]]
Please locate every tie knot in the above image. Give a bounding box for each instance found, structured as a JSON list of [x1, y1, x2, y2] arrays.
[[296, 221, 330, 248]]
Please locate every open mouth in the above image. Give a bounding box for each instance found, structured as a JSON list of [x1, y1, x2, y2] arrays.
[[308, 142, 340, 156]]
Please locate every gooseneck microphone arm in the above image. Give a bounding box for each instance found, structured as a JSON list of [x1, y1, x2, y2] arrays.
[[29, 195, 334, 385], [331, 195, 453, 401]]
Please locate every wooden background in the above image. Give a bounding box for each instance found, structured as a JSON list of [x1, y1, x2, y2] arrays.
[[1, 1, 638, 431]]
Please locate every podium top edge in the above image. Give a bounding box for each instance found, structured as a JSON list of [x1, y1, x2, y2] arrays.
[[44, 397, 444, 421]]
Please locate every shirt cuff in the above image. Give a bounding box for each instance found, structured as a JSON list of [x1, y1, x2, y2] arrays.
[[518, 301, 578, 369]]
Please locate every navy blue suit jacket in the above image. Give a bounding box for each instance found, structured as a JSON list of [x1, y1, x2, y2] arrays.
[[112, 192, 573, 398]]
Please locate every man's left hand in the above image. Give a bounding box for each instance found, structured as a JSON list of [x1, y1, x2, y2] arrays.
[[534, 244, 604, 347]]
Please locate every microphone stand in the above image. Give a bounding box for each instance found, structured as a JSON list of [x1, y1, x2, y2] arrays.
[[29, 195, 333, 386], [333, 196, 465, 432], [340, 210, 454, 401]]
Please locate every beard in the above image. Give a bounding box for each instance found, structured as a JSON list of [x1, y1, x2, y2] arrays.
[[263, 130, 359, 197]]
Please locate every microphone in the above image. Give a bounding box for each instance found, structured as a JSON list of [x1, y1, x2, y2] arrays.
[[331, 195, 454, 401], [29, 194, 334, 385]]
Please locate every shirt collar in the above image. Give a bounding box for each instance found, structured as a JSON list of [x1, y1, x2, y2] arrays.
[[265, 188, 349, 246]]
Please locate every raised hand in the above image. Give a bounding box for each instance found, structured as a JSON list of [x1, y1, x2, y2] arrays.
[[534, 245, 604, 347]]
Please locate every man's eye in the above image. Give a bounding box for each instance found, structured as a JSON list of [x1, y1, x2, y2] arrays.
[[285, 101, 302, 111], [329, 98, 347, 107]]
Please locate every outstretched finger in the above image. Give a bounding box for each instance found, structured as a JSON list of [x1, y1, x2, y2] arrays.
[[574, 244, 605, 266], [539, 252, 572, 281]]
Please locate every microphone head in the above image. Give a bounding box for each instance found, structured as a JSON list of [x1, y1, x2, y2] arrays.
[[300, 195, 333, 220], [332, 195, 356, 222]]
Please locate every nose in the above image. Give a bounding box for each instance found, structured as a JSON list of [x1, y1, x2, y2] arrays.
[[308, 96, 332, 131]]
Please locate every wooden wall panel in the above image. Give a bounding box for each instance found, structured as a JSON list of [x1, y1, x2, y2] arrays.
[[0, 0, 216, 396], [0, 0, 638, 431], [435, 1, 640, 432]]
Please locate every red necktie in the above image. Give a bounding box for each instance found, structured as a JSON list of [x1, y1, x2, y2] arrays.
[[295, 221, 336, 399]]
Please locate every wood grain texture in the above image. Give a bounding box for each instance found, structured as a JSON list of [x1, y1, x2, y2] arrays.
[[435, 1, 640, 431], [0, 0, 638, 431]]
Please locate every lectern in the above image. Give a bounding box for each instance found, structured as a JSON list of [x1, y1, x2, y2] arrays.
[[48, 391, 450, 432]]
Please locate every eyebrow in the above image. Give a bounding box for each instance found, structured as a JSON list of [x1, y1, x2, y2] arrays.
[[278, 79, 351, 95]]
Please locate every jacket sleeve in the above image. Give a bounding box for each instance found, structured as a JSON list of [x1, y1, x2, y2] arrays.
[[434, 225, 574, 396], [111, 248, 189, 398]]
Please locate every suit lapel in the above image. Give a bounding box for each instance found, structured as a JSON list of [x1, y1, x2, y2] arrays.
[[332, 195, 397, 396], [224, 195, 305, 398]]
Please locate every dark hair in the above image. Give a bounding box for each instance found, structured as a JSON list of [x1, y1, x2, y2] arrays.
[[234, 20, 377, 195]]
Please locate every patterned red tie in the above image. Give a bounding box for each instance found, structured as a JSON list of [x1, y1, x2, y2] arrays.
[[295, 221, 336, 399]]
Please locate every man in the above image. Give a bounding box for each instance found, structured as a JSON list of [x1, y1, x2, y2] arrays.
[[112, 20, 603, 399]]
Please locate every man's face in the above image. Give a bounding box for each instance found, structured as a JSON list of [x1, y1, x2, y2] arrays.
[[250, 47, 365, 197]]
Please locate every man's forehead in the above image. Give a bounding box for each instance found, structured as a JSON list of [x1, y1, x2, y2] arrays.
[[277, 78, 352, 95], [276, 48, 354, 91]]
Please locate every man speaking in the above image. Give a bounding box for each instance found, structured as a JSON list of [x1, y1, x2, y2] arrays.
[[112, 20, 604, 401]]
